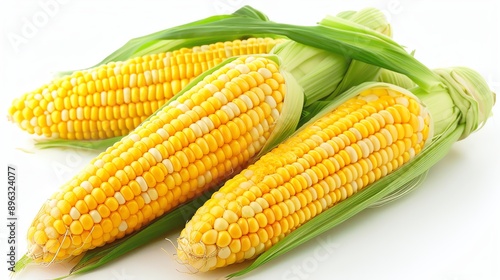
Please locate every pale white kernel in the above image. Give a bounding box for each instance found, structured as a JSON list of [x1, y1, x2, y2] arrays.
[[270, 109, 280, 122], [244, 247, 256, 259], [223, 210, 238, 224], [70, 77, 77, 86], [214, 218, 229, 231], [151, 69, 159, 83], [129, 73, 137, 87], [201, 116, 215, 131], [261, 120, 269, 132], [225, 62, 236, 69], [310, 135, 324, 144], [129, 133, 140, 142], [214, 92, 228, 105], [147, 188, 158, 201], [227, 102, 241, 116], [249, 201, 263, 213], [224, 106, 237, 121], [359, 94, 378, 102], [301, 172, 312, 187], [189, 123, 203, 138], [69, 207, 81, 220], [136, 176, 148, 191], [34, 93, 42, 100], [349, 127, 363, 140], [157, 128, 169, 139], [307, 170, 319, 185], [61, 109, 69, 122], [351, 181, 358, 193], [320, 143, 335, 157], [144, 71, 152, 85], [217, 74, 230, 83], [176, 104, 189, 113], [148, 148, 162, 163], [379, 110, 394, 124], [204, 171, 213, 184], [345, 146, 359, 163], [409, 147, 416, 159], [48, 199, 58, 208], [34, 127, 41, 134], [255, 242, 265, 254], [30, 117, 37, 127], [249, 127, 259, 141], [197, 175, 206, 188], [264, 96, 277, 109], [47, 102, 55, 113], [218, 247, 231, 259], [44, 227, 58, 239], [239, 95, 254, 109], [417, 116, 425, 131], [93, 159, 105, 168], [396, 96, 409, 107], [196, 120, 209, 134], [51, 90, 58, 99], [162, 159, 174, 174], [242, 205, 255, 218], [114, 192, 126, 205], [76, 107, 83, 120], [340, 186, 347, 200], [256, 197, 269, 209], [257, 68, 272, 79], [81, 181, 93, 193], [369, 135, 381, 151], [101, 91, 107, 106], [239, 181, 253, 190], [380, 128, 394, 146], [46, 115, 52, 126], [169, 100, 180, 108], [363, 138, 375, 154], [243, 170, 254, 179], [114, 66, 121, 76], [118, 221, 128, 231], [205, 83, 219, 94], [332, 174, 341, 189], [123, 88, 131, 103], [371, 113, 385, 127], [141, 193, 151, 204], [244, 56, 256, 63], [89, 210, 102, 223], [417, 132, 423, 143], [357, 140, 370, 158], [235, 64, 250, 74], [163, 57, 170, 67]]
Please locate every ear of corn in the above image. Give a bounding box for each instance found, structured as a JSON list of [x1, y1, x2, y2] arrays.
[[189, 66, 492, 277], [8, 37, 285, 140], [25, 54, 300, 263], [176, 84, 433, 271]]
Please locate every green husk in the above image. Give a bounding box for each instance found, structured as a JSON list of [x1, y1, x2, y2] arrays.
[[376, 68, 416, 89], [228, 70, 495, 277]]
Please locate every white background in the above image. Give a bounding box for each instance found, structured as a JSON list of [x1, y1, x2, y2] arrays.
[[0, 0, 499, 279]]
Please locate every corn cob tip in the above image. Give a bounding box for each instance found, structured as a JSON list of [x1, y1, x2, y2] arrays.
[[434, 67, 496, 139]]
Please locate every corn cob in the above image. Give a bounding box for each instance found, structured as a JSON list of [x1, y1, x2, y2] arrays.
[[8, 37, 285, 140], [25, 55, 293, 263], [176, 86, 432, 271]]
